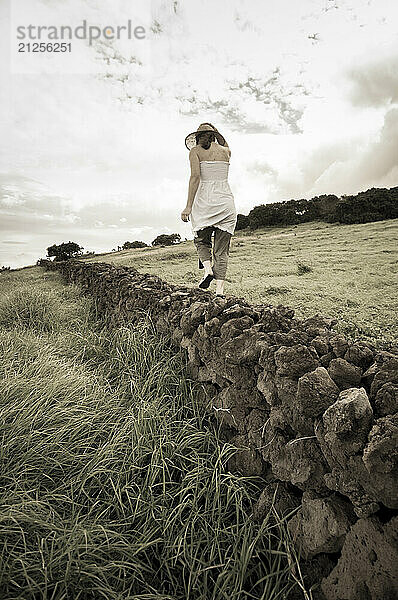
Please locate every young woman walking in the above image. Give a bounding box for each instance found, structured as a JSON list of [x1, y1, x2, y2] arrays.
[[181, 123, 237, 297]]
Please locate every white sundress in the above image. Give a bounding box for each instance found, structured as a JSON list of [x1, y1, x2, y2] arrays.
[[191, 161, 237, 237]]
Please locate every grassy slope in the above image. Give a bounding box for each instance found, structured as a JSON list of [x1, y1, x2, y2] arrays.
[[83, 219, 398, 348], [0, 267, 309, 600]]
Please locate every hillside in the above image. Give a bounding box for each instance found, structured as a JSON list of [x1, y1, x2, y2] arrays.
[[81, 219, 398, 348]]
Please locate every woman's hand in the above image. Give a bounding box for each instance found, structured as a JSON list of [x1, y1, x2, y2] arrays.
[[181, 207, 191, 222]]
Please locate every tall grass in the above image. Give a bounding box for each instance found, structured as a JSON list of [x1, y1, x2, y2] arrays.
[[0, 268, 309, 599], [0, 288, 59, 331]]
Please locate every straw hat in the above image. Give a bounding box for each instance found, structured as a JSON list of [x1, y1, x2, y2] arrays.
[[185, 123, 226, 150]]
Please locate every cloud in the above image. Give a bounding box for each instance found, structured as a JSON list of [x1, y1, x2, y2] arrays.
[[1, 0, 398, 268], [176, 70, 306, 134], [247, 161, 277, 177], [95, 0, 311, 134], [0, 173, 191, 267], [345, 52, 398, 108], [286, 106, 398, 198], [1, 240, 27, 245], [356, 107, 398, 180]]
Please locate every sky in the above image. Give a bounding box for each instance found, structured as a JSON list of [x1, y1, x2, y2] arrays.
[[1, 0, 397, 268]]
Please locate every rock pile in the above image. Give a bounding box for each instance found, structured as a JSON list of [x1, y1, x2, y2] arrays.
[[39, 259, 398, 600]]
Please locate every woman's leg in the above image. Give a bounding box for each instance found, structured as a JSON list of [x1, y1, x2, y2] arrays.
[[193, 227, 215, 288], [212, 228, 232, 295]]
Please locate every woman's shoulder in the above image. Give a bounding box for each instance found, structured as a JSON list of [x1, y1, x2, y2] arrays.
[[220, 145, 231, 160], [210, 142, 231, 157], [193, 143, 231, 161], [189, 146, 200, 164]]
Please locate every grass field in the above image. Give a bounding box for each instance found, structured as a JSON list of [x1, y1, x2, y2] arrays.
[[83, 219, 398, 348], [0, 267, 310, 599]]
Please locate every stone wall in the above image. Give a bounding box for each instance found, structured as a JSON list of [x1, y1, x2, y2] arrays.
[[40, 259, 398, 600]]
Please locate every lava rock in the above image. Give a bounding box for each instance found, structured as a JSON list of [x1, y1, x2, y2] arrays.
[[328, 358, 362, 390], [321, 515, 398, 600]]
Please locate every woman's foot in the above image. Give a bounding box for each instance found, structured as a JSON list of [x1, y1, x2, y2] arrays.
[[198, 273, 214, 289], [215, 279, 225, 296], [198, 260, 214, 289]]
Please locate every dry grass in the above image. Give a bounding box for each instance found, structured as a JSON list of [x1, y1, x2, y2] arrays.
[[81, 219, 398, 348]]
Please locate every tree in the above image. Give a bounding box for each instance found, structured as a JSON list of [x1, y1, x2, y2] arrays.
[[152, 233, 181, 247], [236, 214, 250, 230], [236, 186, 397, 230], [46, 241, 83, 262], [122, 240, 149, 250], [327, 187, 398, 224]]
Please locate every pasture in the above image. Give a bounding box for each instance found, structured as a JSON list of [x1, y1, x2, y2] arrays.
[[85, 219, 398, 348]]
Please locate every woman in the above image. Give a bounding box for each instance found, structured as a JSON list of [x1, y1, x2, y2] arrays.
[[181, 123, 237, 297]]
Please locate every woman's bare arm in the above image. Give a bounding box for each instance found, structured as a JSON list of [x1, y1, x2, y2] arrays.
[[181, 148, 200, 221]]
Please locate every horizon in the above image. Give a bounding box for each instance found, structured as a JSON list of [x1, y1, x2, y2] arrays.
[[4, 182, 398, 271], [1, 0, 397, 268]]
